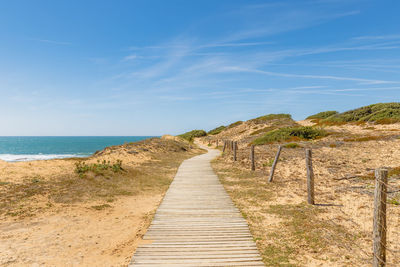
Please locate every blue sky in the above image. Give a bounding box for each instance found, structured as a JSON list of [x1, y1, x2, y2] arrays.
[[1, 0, 400, 135]]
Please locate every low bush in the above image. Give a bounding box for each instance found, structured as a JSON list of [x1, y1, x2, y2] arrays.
[[208, 126, 226, 135], [306, 111, 338, 120], [227, 121, 243, 129], [75, 159, 123, 177], [284, 143, 302, 148], [178, 129, 207, 142], [322, 103, 400, 124], [249, 114, 292, 124], [343, 136, 383, 142], [252, 126, 327, 145], [250, 126, 275, 136]]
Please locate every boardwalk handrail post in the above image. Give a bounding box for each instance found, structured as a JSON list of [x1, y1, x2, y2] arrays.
[[233, 141, 237, 161], [305, 149, 315, 205], [268, 145, 282, 182], [373, 168, 388, 267], [250, 145, 255, 171]]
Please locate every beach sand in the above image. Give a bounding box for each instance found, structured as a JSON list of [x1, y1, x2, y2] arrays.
[[0, 136, 203, 266]]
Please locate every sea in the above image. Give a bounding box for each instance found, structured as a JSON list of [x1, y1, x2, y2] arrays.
[[0, 136, 156, 162]]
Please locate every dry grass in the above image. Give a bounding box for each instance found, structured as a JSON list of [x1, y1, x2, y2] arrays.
[[343, 135, 385, 142], [212, 159, 362, 266], [205, 118, 400, 266], [0, 138, 204, 218], [0, 138, 206, 266], [209, 124, 400, 266]]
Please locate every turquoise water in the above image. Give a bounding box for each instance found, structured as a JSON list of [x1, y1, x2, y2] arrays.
[[0, 136, 156, 162]]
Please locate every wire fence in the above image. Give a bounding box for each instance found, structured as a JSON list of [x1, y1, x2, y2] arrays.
[[208, 138, 400, 266]]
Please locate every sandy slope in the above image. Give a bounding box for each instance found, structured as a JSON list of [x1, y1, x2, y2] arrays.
[[0, 136, 202, 266], [206, 122, 400, 266]]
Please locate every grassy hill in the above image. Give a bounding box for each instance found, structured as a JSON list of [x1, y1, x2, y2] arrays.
[[308, 103, 400, 124], [203, 114, 299, 144], [178, 129, 207, 142]]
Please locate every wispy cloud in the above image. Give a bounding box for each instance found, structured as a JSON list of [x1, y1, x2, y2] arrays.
[[222, 66, 399, 85], [352, 34, 400, 40], [199, 41, 274, 48], [121, 54, 146, 62], [28, 38, 72, 46], [103, 0, 400, 112]]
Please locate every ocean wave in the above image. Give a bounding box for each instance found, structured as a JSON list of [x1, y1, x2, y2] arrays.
[[0, 154, 90, 162]]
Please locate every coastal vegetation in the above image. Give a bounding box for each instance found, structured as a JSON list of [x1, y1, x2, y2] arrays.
[[178, 129, 207, 141], [227, 120, 243, 129], [75, 159, 124, 178], [252, 126, 327, 145], [207, 126, 226, 135], [306, 111, 338, 121], [0, 138, 204, 217], [249, 113, 292, 124], [284, 142, 302, 148], [211, 163, 360, 266], [318, 103, 400, 124], [205, 102, 400, 265]]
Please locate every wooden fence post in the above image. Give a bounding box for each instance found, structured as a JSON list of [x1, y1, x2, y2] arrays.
[[373, 168, 388, 267], [233, 141, 237, 161], [250, 145, 255, 171], [231, 140, 234, 150], [216, 139, 219, 148], [305, 149, 314, 205], [223, 141, 226, 153], [268, 145, 282, 182]]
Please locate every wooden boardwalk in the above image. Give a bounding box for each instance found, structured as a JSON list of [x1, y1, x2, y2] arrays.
[[129, 146, 264, 266]]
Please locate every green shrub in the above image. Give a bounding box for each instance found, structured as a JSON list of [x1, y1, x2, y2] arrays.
[[227, 121, 243, 129], [389, 193, 400, 206], [306, 111, 338, 120], [284, 143, 302, 148], [252, 126, 327, 145], [322, 103, 400, 124], [208, 126, 226, 135], [178, 129, 207, 142], [75, 159, 124, 178], [250, 127, 275, 136], [249, 114, 292, 124], [263, 158, 275, 167]]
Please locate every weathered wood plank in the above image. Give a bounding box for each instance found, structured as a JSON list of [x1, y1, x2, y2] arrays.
[[305, 148, 315, 205], [373, 168, 388, 267], [268, 145, 282, 182], [129, 144, 264, 266]]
